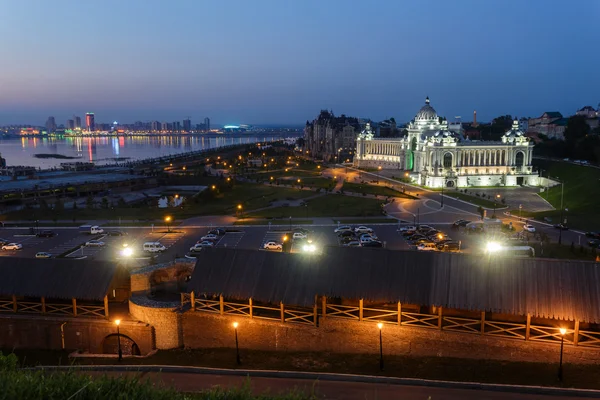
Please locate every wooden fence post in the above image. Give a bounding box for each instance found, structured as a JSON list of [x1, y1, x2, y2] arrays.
[[280, 302, 285, 323], [574, 320, 580, 346], [104, 295, 109, 318], [219, 295, 224, 315], [190, 291, 196, 311], [397, 302, 402, 326], [12, 295, 17, 313], [249, 298, 253, 319], [72, 298, 77, 316], [359, 299, 364, 322], [313, 301, 318, 327], [525, 313, 531, 341], [321, 296, 326, 319], [438, 307, 443, 330], [41, 297, 46, 314], [480, 311, 485, 335]]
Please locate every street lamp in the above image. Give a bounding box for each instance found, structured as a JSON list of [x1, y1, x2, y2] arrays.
[[114, 319, 122, 362], [164, 216, 172, 233], [233, 322, 241, 365], [519, 204, 522, 220], [558, 327, 566, 380], [237, 204, 242, 218], [377, 323, 384, 370], [493, 194, 500, 218]]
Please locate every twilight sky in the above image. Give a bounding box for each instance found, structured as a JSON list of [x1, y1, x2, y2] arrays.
[[1, 0, 598, 126]]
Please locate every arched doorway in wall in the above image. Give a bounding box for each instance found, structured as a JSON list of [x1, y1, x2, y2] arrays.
[[446, 180, 455, 188], [101, 334, 141, 356]]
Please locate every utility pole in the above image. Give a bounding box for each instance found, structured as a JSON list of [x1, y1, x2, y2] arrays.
[[558, 180, 564, 245]]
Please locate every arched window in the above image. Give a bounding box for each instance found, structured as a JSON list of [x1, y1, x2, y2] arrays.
[[515, 151, 525, 166], [443, 153, 452, 168]]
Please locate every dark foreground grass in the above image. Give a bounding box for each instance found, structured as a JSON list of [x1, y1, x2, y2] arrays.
[[6, 348, 600, 390], [249, 195, 384, 218]]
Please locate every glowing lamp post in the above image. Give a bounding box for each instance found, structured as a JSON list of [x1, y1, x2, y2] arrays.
[[233, 322, 241, 365], [558, 327, 567, 380], [377, 323, 384, 370], [114, 319, 122, 362], [164, 216, 172, 233], [237, 204, 243, 219]]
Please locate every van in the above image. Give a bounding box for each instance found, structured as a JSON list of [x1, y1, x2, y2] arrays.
[[143, 242, 166, 253]]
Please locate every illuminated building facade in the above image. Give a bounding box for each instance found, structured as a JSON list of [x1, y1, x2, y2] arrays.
[[354, 97, 538, 188], [85, 113, 95, 132]]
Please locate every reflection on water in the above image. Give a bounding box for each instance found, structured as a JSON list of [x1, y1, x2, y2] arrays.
[[0, 135, 292, 168]]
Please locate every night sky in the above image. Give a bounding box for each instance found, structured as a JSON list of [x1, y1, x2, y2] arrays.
[[1, 0, 598, 126]]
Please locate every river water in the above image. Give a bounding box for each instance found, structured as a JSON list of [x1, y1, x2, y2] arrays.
[[0, 134, 299, 169]]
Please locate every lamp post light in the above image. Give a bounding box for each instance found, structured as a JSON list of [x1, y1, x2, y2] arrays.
[[164, 216, 172, 233], [115, 319, 122, 362], [237, 204, 242, 219], [440, 183, 444, 208], [558, 327, 566, 381], [233, 322, 241, 365], [377, 323, 384, 370], [378, 166, 382, 182], [519, 204, 523, 220]]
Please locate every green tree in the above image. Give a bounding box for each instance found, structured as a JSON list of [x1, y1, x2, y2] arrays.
[[117, 197, 127, 208], [101, 197, 109, 209], [54, 199, 64, 212], [86, 195, 94, 209], [72, 201, 78, 210], [38, 199, 49, 211], [564, 115, 590, 143]]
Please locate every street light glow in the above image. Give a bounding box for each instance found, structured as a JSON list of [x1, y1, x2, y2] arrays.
[[377, 323, 383, 330], [237, 204, 242, 210], [560, 328, 567, 335], [114, 319, 121, 326], [233, 322, 238, 329], [121, 247, 133, 257], [303, 243, 316, 252], [486, 242, 502, 253], [164, 216, 172, 223]]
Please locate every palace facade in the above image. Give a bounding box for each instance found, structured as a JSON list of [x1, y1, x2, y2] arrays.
[[354, 97, 538, 188]]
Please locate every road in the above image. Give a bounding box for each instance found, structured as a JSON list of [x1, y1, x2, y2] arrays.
[[93, 371, 585, 400]]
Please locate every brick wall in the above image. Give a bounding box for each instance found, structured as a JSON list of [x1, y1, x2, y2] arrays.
[[129, 298, 181, 349], [182, 311, 600, 365], [0, 314, 155, 355]]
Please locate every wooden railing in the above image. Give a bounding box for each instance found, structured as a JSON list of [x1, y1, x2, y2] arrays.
[[184, 294, 600, 349], [0, 296, 108, 318]]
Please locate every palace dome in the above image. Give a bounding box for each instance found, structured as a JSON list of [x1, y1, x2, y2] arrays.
[[415, 97, 438, 121]]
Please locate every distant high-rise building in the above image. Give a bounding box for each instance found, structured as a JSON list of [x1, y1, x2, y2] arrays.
[[66, 119, 75, 130], [204, 117, 210, 132], [85, 113, 95, 132], [151, 121, 161, 131], [173, 121, 181, 132], [183, 118, 191, 132], [45, 116, 56, 132], [74, 116, 81, 129], [161, 122, 168, 131]]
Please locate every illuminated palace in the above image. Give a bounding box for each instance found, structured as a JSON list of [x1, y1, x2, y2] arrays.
[[354, 97, 538, 188]]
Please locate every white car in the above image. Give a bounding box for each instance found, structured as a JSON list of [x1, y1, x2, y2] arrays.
[[2, 243, 22, 250], [361, 233, 378, 241], [189, 244, 205, 253], [35, 252, 52, 258], [344, 241, 361, 247], [85, 240, 105, 247], [399, 225, 416, 232], [523, 224, 536, 233], [201, 233, 219, 241], [292, 232, 307, 240], [354, 226, 373, 234], [359, 236, 375, 245], [263, 241, 283, 251], [334, 226, 352, 233], [197, 241, 214, 247], [417, 243, 438, 251]]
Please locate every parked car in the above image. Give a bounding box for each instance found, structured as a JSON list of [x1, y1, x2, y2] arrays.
[[189, 244, 205, 253], [588, 239, 600, 247], [362, 240, 383, 248], [344, 241, 361, 247], [208, 228, 226, 236], [417, 243, 438, 251], [108, 230, 126, 236], [407, 234, 425, 241], [85, 240, 105, 247], [201, 233, 219, 242], [36, 230, 55, 238], [402, 230, 417, 237], [359, 236, 376, 245], [334, 225, 353, 233], [399, 225, 416, 232], [340, 236, 357, 244], [35, 252, 52, 258], [196, 241, 215, 247], [2, 243, 22, 250], [360, 233, 378, 241], [418, 225, 434, 232], [412, 238, 435, 246], [293, 227, 311, 234], [585, 232, 600, 239], [263, 241, 283, 251], [554, 223, 569, 230], [453, 220, 471, 227], [0, 238, 11, 245], [337, 230, 355, 238], [438, 241, 461, 252], [292, 232, 308, 240], [143, 242, 166, 252], [523, 224, 536, 233], [354, 226, 373, 234]]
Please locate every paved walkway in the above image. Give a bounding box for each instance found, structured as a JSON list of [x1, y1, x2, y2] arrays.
[[89, 371, 592, 400]]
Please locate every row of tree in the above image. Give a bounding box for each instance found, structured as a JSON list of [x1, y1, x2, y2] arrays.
[[535, 115, 600, 162]]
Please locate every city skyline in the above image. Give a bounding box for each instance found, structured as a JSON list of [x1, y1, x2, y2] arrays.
[[1, 0, 599, 125]]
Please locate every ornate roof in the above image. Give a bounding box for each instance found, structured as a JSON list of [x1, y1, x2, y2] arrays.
[[502, 119, 528, 144], [415, 97, 438, 122]]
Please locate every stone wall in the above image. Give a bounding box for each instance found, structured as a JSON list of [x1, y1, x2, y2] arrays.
[[181, 311, 600, 365], [129, 297, 182, 349], [130, 260, 195, 295], [0, 314, 155, 355]]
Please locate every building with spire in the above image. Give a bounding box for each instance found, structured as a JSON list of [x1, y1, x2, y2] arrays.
[[354, 97, 537, 188]]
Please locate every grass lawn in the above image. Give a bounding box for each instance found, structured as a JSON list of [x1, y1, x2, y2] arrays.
[[337, 217, 397, 224], [342, 182, 414, 198], [233, 219, 313, 225], [8, 348, 600, 390], [440, 191, 505, 209], [248, 169, 323, 180], [248, 194, 384, 218], [523, 159, 600, 231]]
